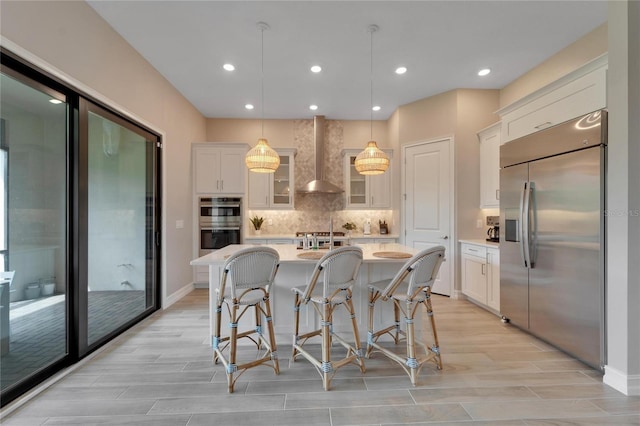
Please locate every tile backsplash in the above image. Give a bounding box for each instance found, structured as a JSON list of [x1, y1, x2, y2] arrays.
[[247, 209, 394, 236], [246, 118, 396, 236]]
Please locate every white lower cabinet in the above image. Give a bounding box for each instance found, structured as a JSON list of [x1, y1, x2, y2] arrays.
[[461, 242, 499, 312]]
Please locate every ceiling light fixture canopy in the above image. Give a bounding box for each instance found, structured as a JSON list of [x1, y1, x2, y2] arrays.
[[245, 21, 280, 173], [355, 24, 389, 176]]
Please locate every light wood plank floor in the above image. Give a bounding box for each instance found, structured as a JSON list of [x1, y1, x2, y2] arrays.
[[2, 289, 638, 425]]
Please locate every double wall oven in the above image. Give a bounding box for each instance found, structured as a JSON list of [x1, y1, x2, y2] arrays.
[[199, 197, 241, 256]]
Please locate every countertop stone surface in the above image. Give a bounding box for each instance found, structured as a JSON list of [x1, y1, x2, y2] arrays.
[[459, 239, 499, 248]]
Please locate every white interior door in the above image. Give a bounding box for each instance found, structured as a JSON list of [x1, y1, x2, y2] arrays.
[[403, 139, 453, 295]]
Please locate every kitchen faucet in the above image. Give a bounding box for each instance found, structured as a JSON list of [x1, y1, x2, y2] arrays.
[[329, 214, 334, 250]]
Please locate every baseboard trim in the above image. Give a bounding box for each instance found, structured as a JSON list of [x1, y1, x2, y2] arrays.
[[451, 289, 465, 300], [163, 282, 195, 309], [604, 365, 640, 396]]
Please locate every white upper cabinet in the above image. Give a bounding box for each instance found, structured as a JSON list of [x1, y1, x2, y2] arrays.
[[478, 122, 501, 208], [248, 149, 296, 209], [342, 149, 392, 209], [193, 143, 248, 195], [498, 55, 607, 143]]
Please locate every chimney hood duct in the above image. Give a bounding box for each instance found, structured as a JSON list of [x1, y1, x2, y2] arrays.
[[298, 115, 344, 193]]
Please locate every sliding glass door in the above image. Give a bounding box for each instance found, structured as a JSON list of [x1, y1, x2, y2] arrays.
[[0, 52, 161, 406], [0, 69, 69, 394], [80, 101, 160, 351]]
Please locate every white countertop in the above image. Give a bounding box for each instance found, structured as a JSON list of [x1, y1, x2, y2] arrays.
[[191, 243, 426, 266], [243, 233, 400, 240], [459, 239, 499, 248]]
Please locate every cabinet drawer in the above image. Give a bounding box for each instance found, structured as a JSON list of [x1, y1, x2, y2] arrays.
[[462, 244, 487, 258]]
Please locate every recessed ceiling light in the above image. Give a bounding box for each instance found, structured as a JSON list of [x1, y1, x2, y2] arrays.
[[309, 104, 318, 111], [372, 106, 381, 112], [223, 63, 235, 71], [395, 66, 407, 75], [478, 68, 491, 76], [49, 99, 63, 104], [245, 104, 254, 110], [310, 65, 322, 73]]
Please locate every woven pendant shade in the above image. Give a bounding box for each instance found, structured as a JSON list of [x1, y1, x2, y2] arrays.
[[245, 138, 280, 173], [354, 140, 389, 175]]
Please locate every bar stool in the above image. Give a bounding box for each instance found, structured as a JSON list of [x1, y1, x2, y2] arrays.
[[366, 246, 445, 385], [292, 246, 364, 390], [213, 247, 280, 393]]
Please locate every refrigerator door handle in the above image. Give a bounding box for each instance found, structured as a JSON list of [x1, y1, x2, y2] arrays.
[[519, 182, 528, 267], [522, 182, 532, 268], [528, 182, 537, 268]]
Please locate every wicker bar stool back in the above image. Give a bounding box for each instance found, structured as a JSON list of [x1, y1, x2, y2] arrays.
[[213, 246, 280, 393], [366, 245, 446, 385], [291, 246, 364, 390]]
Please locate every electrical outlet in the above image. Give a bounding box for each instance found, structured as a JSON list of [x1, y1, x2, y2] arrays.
[[476, 219, 482, 228]]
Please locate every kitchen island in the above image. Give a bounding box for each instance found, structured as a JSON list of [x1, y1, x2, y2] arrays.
[[191, 243, 437, 346]]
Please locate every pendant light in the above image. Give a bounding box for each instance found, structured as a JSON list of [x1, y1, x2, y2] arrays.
[[355, 24, 389, 176], [245, 22, 280, 173]]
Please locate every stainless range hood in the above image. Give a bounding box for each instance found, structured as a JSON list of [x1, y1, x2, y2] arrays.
[[298, 115, 343, 193]]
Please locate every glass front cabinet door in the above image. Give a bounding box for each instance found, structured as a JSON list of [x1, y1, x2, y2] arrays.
[[342, 149, 392, 209], [248, 148, 296, 209]]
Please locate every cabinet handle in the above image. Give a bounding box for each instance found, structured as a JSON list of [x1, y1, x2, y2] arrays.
[[216, 180, 220, 190], [496, 189, 500, 200], [265, 196, 268, 204], [221, 180, 224, 190], [371, 196, 374, 205], [481, 264, 486, 275], [534, 121, 553, 130]]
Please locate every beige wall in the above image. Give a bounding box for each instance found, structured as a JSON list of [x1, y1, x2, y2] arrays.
[[395, 88, 500, 291], [206, 118, 294, 148], [605, 0, 639, 393], [397, 90, 457, 144], [206, 117, 388, 151], [500, 23, 608, 108], [455, 90, 501, 241], [0, 1, 207, 302]]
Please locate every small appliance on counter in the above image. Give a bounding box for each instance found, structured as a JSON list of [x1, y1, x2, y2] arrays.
[[363, 219, 371, 235], [486, 215, 499, 242], [379, 220, 388, 234]]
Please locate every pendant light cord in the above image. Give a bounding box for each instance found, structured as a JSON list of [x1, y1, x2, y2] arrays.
[[370, 26, 373, 140], [368, 24, 378, 140], [261, 24, 265, 137]]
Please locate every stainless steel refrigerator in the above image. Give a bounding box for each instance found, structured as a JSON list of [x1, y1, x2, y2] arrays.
[[500, 110, 606, 370]]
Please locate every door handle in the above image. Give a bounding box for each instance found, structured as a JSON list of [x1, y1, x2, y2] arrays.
[[519, 182, 527, 267], [528, 182, 536, 268], [523, 182, 532, 268]]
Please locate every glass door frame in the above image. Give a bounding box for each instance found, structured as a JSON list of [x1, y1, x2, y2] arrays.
[[77, 98, 161, 356], [0, 48, 162, 406]]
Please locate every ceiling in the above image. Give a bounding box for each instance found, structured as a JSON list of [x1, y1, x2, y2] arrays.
[[87, 1, 607, 121]]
